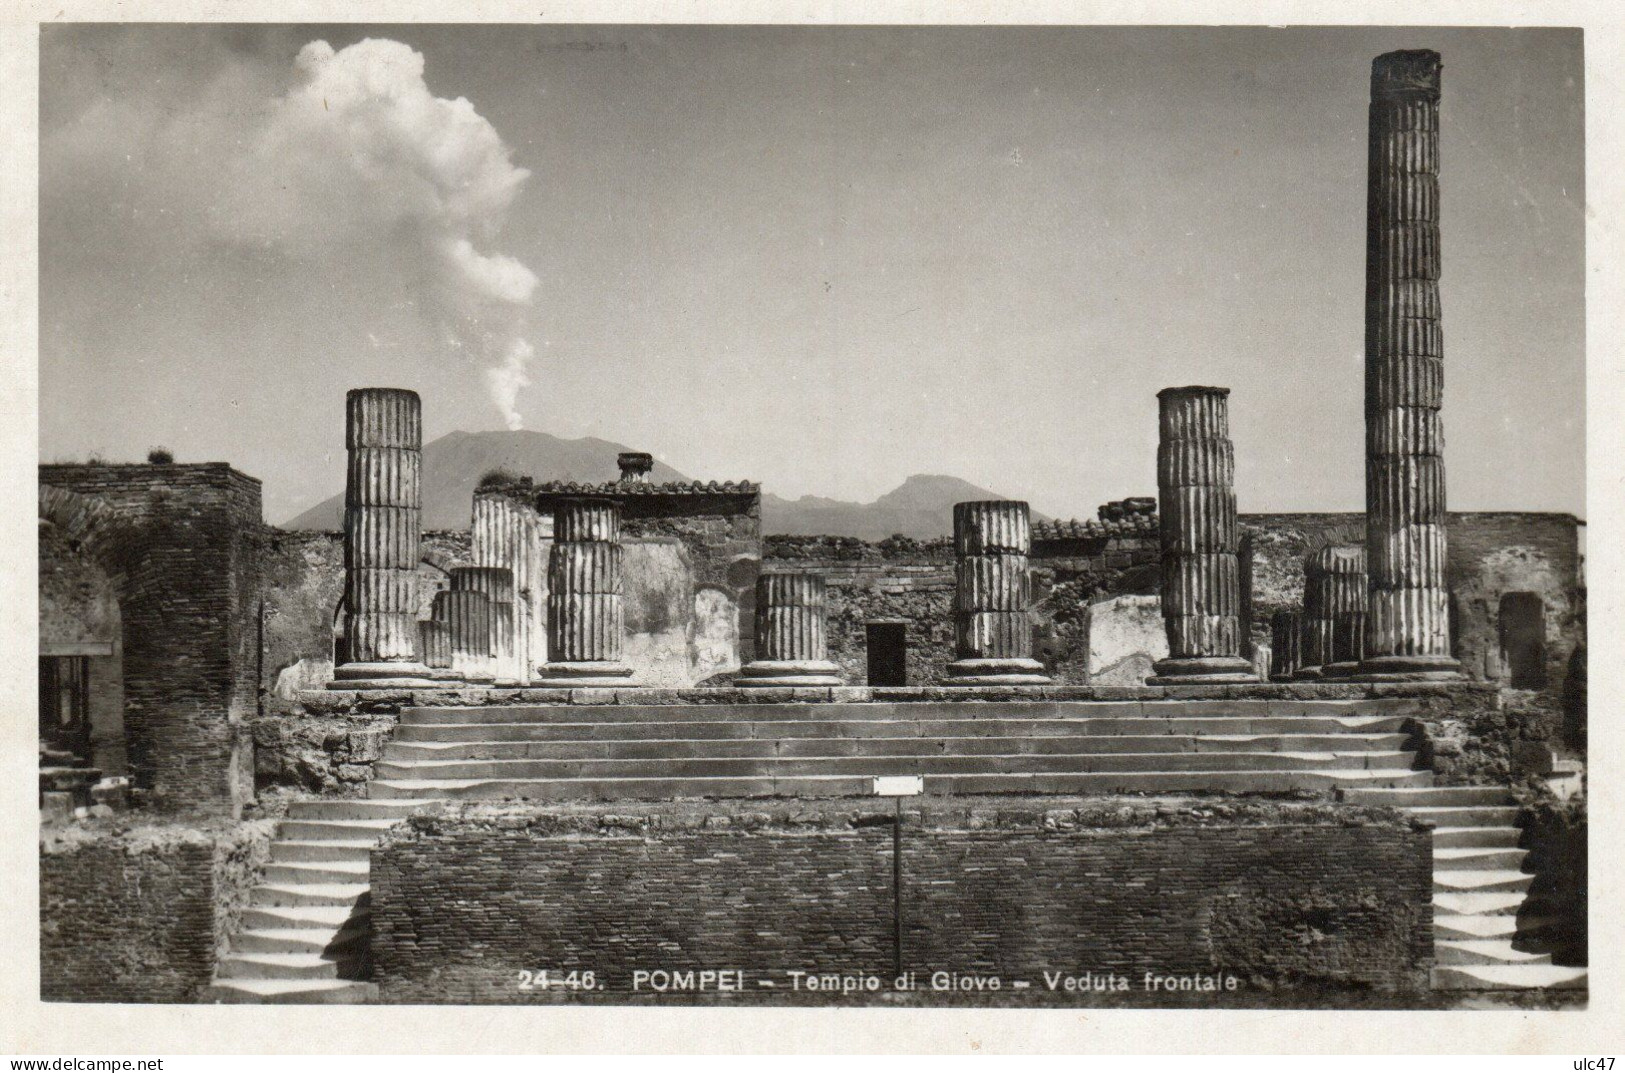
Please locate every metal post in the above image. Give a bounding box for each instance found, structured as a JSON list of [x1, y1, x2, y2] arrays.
[[893, 795, 903, 980]]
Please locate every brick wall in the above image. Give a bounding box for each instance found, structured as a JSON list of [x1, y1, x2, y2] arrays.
[[40, 464, 264, 814], [372, 799, 1432, 1004], [39, 820, 273, 1003]]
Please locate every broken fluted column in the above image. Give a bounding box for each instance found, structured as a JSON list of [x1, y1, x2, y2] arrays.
[[1358, 49, 1461, 680], [944, 501, 1051, 685], [451, 567, 519, 686], [434, 589, 493, 684], [329, 388, 433, 689], [534, 497, 636, 686], [1317, 546, 1369, 678], [1149, 386, 1255, 684], [473, 491, 545, 684], [1295, 552, 1335, 680], [738, 573, 843, 687], [1269, 610, 1302, 682], [417, 620, 459, 681]]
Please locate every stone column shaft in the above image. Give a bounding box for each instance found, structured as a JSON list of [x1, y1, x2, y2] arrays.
[[535, 498, 635, 686], [945, 501, 1050, 685], [452, 566, 519, 686], [1358, 49, 1460, 680], [1269, 610, 1303, 682], [1319, 546, 1369, 678], [739, 573, 841, 687], [434, 589, 493, 683], [417, 619, 460, 681], [330, 388, 432, 689], [473, 492, 546, 684], [1150, 387, 1255, 683]]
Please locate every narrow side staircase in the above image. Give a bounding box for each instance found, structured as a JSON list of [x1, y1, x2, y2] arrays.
[[1342, 785, 1586, 993], [205, 797, 439, 1003]]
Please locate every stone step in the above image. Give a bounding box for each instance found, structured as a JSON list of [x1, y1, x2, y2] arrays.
[[1406, 806, 1522, 827], [204, 979, 378, 1004], [369, 768, 1432, 801], [286, 799, 440, 820], [232, 926, 367, 955], [241, 905, 369, 931], [1433, 891, 1529, 916], [280, 819, 401, 841], [1434, 869, 1534, 894], [1435, 940, 1553, 967], [373, 751, 1418, 781], [1434, 914, 1519, 940], [384, 733, 1414, 761], [271, 839, 377, 863], [215, 951, 361, 980], [264, 860, 371, 885], [1431, 826, 1522, 848], [250, 882, 371, 909], [399, 708, 1412, 734], [1430, 965, 1587, 991], [1432, 847, 1529, 870], [1342, 786, 1511, 807]]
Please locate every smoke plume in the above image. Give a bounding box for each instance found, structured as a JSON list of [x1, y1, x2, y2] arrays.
[[221, 38, 539, 428]]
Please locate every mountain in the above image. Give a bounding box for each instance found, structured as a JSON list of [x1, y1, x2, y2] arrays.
[[761, 474, 1047, 540], [281, 431, 1037, 539], [281, 430, 690, 530]]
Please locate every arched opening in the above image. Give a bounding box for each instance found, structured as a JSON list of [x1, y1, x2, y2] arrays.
[[1499, 591, 1547, 689]]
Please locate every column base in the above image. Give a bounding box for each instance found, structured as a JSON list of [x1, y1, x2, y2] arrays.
[[942, 658, 1053, 686], [532, 661, 638, 688], [1348, 654, 1463, 682], [1319, 661, 1361, 679], [1146, 655, 1257, 685], [426, 668, 464, 683], [327, 662, 436, 690], [736, 660, 844, 688]]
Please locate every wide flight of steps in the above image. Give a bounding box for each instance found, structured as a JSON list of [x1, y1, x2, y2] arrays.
[[368, 699, 1431, 800], [1342, 785, 1587, 993], [204, 797, 439, 1004]]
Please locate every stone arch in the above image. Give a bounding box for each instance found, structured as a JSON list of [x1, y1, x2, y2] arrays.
[[39, 485, 130, 582]]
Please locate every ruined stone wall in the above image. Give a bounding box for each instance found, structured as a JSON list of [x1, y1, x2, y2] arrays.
[[39, 820, 273, 1003], [371, 799, 1432, 1003], [764, 534, 1159, 686], [38, 523, 126, 772], [39, 464, 264, 814], [260, 529, 472, 700]]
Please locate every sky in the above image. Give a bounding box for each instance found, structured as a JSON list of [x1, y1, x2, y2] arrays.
[[38, 24, 1585, 525]]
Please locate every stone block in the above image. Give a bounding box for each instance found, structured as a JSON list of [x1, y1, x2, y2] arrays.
[[1085, 595, 1168, 686]]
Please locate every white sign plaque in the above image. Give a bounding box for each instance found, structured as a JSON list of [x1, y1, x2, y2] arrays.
[[872, 776, 924, 797]]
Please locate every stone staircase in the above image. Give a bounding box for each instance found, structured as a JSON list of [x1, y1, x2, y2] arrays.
[[369, 699, 1431, 800], [209, 695, 1581, 1003], [1342, 785, 1587, 993], [205, 797, 439, 1003]]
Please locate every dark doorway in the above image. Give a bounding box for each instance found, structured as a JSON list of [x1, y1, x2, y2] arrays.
[[1499, 592, 1547, 689], [39, 656, 92, 761], [866, 622, 908, 687]]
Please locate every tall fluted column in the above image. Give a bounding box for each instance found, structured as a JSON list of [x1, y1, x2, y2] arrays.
[[535, 497, 636, 686], [473, 492, 545, 684], [1149, 386, 1255, 683], [1269, 610, 1303, 682], [1358, 49, 1461, 680], [329, 388, 432, 689], [944, 501, 1050, 685], [434, 589, 493, 684], [1319, 546, 1369, 678], [738, 573, 842, 687], [417, 619, 459, 681], [452, 566, 519, 686]]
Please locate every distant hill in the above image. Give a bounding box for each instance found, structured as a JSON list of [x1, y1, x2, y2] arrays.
[[280, 430, 689, 530], [762, 473, 1048, 540], [281, 432, 1038, 539]]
